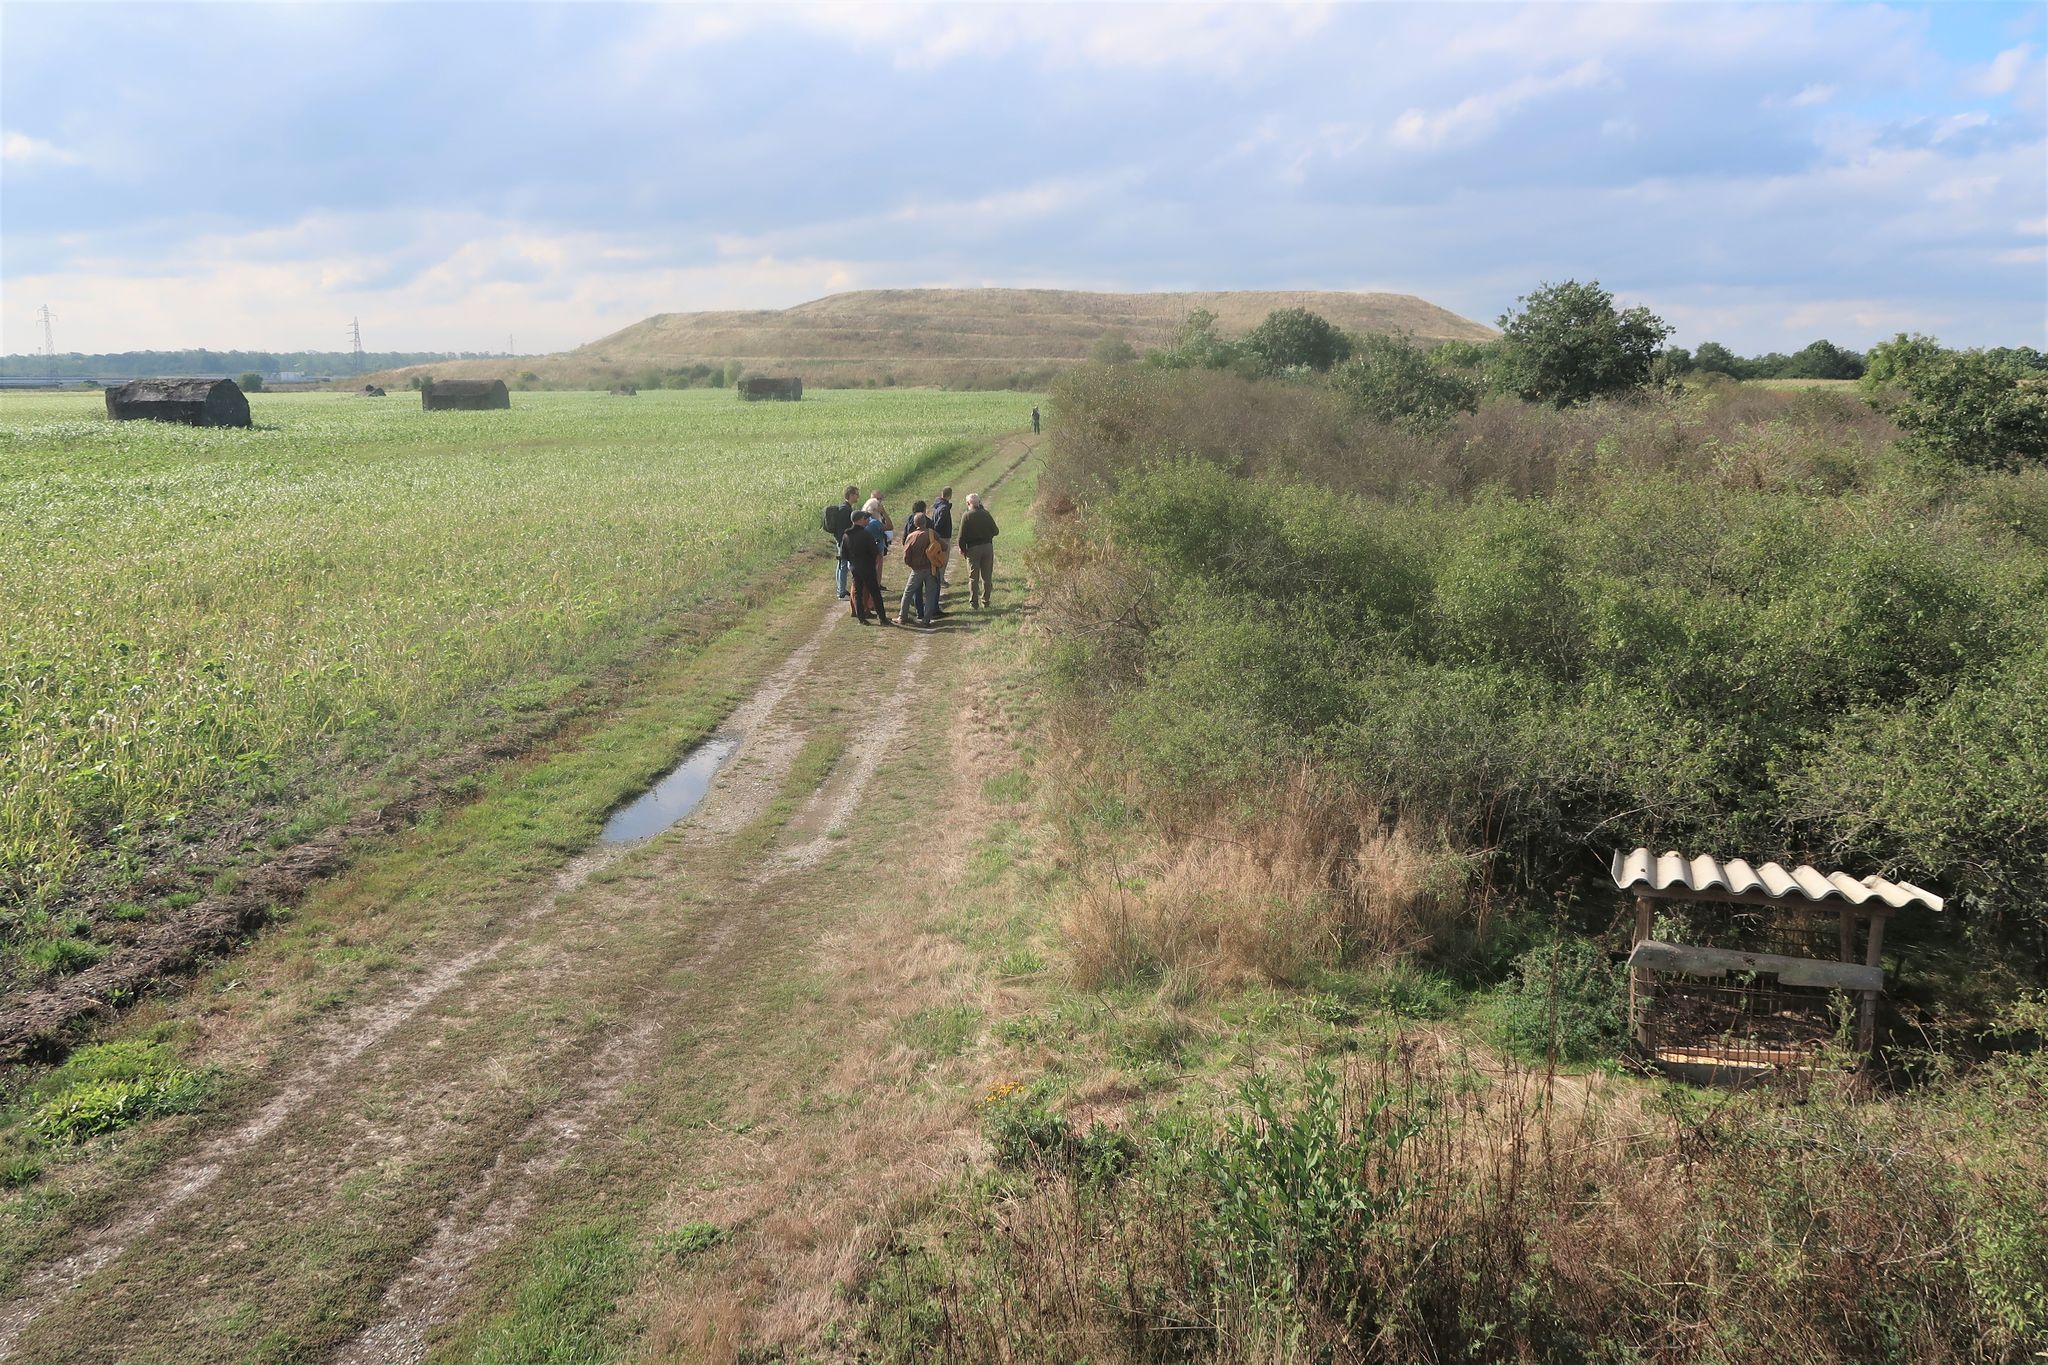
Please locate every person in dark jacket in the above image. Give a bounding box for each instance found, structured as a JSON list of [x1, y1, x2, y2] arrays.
[[957, 493, 999, 610], [1031, 406, 1041, 435], [929, 487, 955, 602], [823, 484, 858, 599], [841, 512, 891, 625]]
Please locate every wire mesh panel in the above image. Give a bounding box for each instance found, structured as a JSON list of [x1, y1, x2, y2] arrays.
[[1636, 969, 1849, 1075]]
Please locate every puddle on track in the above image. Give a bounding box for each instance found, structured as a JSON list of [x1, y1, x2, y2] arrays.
[[601, 736, 742, 844]]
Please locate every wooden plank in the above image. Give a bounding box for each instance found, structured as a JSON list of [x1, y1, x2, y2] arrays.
[[1626, 939, 1883, 993], [1630, 895, 1654, 1048], [1859, 914, 1887, 1053]]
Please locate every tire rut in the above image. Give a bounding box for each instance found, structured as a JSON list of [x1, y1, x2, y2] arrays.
[[0, 435, 1037, 1363]]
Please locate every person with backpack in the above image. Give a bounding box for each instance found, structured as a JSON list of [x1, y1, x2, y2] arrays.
[[841, 511, 892, 626], [928, 487, 955, 602], [822, 484, 858, 599], [897, 514, 942, 626], [957, 492, 999, 610]]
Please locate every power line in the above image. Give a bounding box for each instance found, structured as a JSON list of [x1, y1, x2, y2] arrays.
[[36, 305, 57, 376]]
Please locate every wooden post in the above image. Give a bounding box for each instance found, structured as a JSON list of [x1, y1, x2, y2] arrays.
[[1631, 895, 1655, 1050], [1857, 912, 1887, 1054]]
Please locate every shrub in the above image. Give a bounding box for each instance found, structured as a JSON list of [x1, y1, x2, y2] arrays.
[[237, 371, 265, 392], [1331, 333, 1480, 432], [1495, 937, 1626, 1063], [981, 1090, 1072, 1169], [1494, 279, 1670, 406], [1089, 332, 1137, 366], [31, 1070, 208, 1144], [1891, 349, 2048, 471], [23, 934, 106, 974], [1240, 307, 1352, 374]]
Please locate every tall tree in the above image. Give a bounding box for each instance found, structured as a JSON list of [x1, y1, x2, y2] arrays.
[[1241, 308, 1353, 373], [1495, 280, 1670, 406]]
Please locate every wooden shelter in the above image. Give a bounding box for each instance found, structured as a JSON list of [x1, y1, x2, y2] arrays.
[[104, 378, 251, 428], [1614, 848, 1942, 1082], [738, 375, 802, 402], [421, 378, 510, 411]]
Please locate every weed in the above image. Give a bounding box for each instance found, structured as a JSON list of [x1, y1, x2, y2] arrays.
[[1493, 937, 1627, 1064], [21, 936, 107, 975], [30, 1070, 209, 1145], [898, 1004, 982, 1060], [656, 1220, 729, 1260]]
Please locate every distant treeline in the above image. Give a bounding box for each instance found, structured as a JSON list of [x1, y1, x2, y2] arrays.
[[0, 349, 490, 377]]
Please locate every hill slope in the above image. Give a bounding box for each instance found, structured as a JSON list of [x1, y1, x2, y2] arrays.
[[366, 287, 1494, 391]]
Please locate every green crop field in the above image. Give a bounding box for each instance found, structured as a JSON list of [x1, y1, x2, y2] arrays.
[[0, 387, 1031, 963]]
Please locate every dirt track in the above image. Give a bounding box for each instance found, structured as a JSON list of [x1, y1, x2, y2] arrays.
[[0, 435, 1040, 1363]]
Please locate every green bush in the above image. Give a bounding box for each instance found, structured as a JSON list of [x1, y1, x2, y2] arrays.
[[1892, 349, 2048, 472], [1494, 279, 1670, 406], [1495, 938, 1627, 1063], [1332, 333, 1480, 432], [31, 1072, 208, 1144], [1204, 1064, 1420, 1302], [982, 1093, 1071, 1169], [1241, 307, 1352, 374]]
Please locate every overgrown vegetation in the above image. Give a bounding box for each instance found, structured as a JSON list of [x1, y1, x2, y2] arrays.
[[853, 309, 2048, 1359], [874, 1041, 2048, 1362], [1037, 362, 2048, 982]]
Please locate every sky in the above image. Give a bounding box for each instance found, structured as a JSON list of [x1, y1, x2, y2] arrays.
[[2, 0, 2044, 357]]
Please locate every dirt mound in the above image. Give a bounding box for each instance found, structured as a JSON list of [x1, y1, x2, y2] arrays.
[[362, 287, 1494, 391]]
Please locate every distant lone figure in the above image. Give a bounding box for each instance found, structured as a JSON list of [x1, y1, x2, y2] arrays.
[[1031, 406, 1041, 435], [957, 493, 999, 610]]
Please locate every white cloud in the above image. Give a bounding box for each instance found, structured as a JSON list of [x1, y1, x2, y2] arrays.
[[2, 214, 876, 353], [1789, 83, 1836, 108], [1968, 43, 2034, 95], [1, 131, 82, 165], [793, 1, 1334, 74], [1389, 60, 1611, 150], [1929, 111, 1991, 143]]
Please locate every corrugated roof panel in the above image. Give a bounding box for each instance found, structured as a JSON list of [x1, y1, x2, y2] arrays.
[[1611, 847, 1943, 913]]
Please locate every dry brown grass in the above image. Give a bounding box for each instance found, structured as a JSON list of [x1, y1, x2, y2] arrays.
[[1059, 772, 1473, 994]]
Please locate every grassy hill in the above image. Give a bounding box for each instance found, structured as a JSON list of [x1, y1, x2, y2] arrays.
[[362, 287, 1495, 391]]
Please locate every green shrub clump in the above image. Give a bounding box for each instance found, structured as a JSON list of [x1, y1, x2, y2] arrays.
[[20, 1036, 212, 1148], [1495, 939, 1628, 1063]]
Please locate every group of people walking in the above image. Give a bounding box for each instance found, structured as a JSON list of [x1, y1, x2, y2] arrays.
[[822, 482, 999, 627]]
